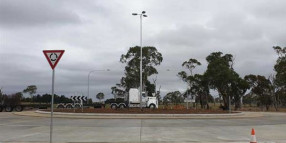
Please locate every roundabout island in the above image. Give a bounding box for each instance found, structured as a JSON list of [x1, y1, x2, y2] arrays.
[[13, 108, 263, 119]]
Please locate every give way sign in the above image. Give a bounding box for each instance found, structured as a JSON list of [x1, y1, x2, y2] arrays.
[[43, 50, 65, 69]]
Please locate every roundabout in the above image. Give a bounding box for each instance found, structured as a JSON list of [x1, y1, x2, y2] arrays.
[[12, 109, 262, 119]]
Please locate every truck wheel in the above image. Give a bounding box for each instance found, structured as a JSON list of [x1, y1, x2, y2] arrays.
[[57, 104, 65, 109], [66, 104, 73, 109], [119, 104, 125, 109], [149, 104, 156, 109], [15, 105, 23, 112], [5, 106, 13, 112], [111, 104, 117, 110], [74, 103, 81, 109], [0, 106, 3, 112]]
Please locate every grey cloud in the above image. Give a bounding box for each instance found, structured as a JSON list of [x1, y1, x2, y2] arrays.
[[148, 9, 278, 85], [248, 0, 286, 20], [154, 25, 213, 48], [0, 0, 81, 28], [1, 0, 286, 99], [208, 13, 264, 41]]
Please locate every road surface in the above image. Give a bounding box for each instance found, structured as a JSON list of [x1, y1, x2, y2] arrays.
[[0, 112, 285, 143]]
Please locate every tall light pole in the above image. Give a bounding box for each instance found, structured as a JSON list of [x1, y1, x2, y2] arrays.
[[132, 11, 147, 110], [87, 69, 110, 104]]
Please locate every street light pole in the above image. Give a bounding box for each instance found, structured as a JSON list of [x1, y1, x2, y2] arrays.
[[132, 11, 147, 110], [87, 69, 110, 104]]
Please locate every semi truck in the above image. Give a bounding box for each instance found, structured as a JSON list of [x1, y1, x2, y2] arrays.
[[0, 94, 24, 112], [110, 88, 158, 109]]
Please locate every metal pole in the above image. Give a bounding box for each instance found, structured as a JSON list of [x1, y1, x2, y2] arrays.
[[87, 72, 90, 104], [73, 100, 75, 113], [229, 95, 231, 113], [50, 69, 55, 143], [81, 99, 83, 113], [241, 96, 243, 108], [87, 69, 109, 105], [187, 90, 189, 109], [140, 14, 143, 110]]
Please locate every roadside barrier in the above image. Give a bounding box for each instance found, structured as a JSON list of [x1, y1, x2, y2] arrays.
[[250, 128, 257, 143]]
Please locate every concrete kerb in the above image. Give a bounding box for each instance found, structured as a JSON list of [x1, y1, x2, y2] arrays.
[[35, 110, 244, 117], [0, 140, 279, 143], [12, 110, 264, 119], [0, 141, 256, 143]]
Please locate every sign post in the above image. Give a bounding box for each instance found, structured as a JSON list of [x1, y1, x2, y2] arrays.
[[184, 95, 196, 109], [81, 99, 83, 113], [43, 50, 65, 143], [50, 69, 55, 143]]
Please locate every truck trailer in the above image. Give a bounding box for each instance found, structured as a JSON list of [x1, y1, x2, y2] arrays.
[[0, 94, 24, 112]]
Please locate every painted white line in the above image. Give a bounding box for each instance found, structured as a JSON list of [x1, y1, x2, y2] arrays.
[[0, 123, 40, 127], [4, 133, 41, 141]]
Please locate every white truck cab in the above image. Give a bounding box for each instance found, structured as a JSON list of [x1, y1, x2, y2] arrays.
[[145, 96, 158, 109]]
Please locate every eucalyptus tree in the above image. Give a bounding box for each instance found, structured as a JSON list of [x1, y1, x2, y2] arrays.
[[112, 46, 163, 98], [272, 46, 286, 109], [96, 92, 105, 102], [178, 58, 210, 109], [244, 75, 273, 110], [163, 91, 183, 106], [205, 52, 248, 110], [178, 58, 202, 92], [0, 88, 3, 102], [273, 46, 286, 87], [182, 58, 201, 76], [23, 85, 37, 103], [225, 72, 249, 109]]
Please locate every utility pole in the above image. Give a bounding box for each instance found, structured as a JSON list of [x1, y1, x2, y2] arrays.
[[132, 11, 147, 110]]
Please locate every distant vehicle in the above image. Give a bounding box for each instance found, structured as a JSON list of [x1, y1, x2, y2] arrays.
[[0, 94, 24, 112], [110, 88, 158, 109]]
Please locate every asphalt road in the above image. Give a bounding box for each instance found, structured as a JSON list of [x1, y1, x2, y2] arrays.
[[0, 112, 286, 143]]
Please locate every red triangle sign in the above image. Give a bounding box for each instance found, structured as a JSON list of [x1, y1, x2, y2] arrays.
[[43, 50, 65, 69]]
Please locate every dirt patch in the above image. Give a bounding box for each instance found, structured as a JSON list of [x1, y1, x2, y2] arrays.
[[45, 108, 237, 114]]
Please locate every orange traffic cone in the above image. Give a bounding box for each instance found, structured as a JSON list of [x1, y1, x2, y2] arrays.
[[250, 128, 257, 143]]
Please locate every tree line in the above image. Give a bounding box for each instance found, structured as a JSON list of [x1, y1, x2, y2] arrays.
[[0, 86, 73, 104], [2, 46, 286, 111], [1, 85, 107, 104], [111, 46, 286, 111]]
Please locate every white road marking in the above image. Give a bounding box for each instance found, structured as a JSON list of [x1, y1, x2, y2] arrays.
[[4, 133, 41, 141], [0, 123, 40, 127]]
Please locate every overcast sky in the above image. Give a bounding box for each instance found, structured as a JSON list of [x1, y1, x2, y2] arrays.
[[1, 0, 285, 101]]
